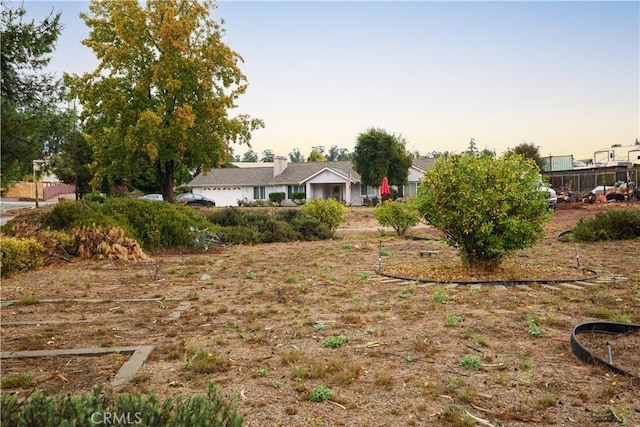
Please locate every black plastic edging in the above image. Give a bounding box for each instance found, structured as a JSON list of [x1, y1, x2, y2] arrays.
[[570, 321, 640, 386], [376, 266, 598, 286]]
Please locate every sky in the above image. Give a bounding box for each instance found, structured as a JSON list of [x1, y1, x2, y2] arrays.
[[19, 0, 640, 162]]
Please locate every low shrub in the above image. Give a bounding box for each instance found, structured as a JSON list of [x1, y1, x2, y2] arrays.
[[374, 200, 421, 236], [0, 382, 243, 426], [572, 208, 640, 241], [207, 208, 243, 227], [268, 192, 286, 206], [219, 226, 260, 245], [301, 199, 347, 237], [0, 237, 44, 278]]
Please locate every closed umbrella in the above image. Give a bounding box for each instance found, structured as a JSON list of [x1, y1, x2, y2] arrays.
[[380, 176, 391, 201]]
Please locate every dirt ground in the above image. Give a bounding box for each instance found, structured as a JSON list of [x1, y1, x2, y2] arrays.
[[1, 201, 639, 426]]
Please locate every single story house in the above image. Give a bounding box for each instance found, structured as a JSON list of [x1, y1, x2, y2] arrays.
[[187, 157, 435, 207]]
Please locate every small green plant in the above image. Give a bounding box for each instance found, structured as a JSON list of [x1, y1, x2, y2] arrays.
[[359, 272, 370, 280], [379, 249, 388, 256], [1, 372, 33, 388], [432, 288, 448, 304], [245, 272, 256, 279], [17, 296, 39, 305], [187, 292, 199, 301], [309, 385, 333, 402], [458, 355, 482, 370], [314, 323, 325, 331], [610, 313, 632, 323], [520, 358, 535, 370], [527, 318, 545, 337], [341, 244, 352, 249], [257, 368, 268, 377], [252, 288, 264, 296], [398, 288, 411, 299], [539, 392, 556, 407], [321, 336, 348, 348], [285, 275, 297, 284], [445, 313, 463, 327], [403, 355, 417, 363], [273, 380, 285, 388]]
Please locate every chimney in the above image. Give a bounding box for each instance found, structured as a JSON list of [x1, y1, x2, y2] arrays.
[[274, 156, 288, 177]]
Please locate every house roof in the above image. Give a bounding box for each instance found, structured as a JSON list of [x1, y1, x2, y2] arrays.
[[188, 161, 361, 187], [411, 157, 436, 172], [188, 158, 436, 188]]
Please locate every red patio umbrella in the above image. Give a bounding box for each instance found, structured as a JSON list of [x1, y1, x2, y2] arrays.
[[380, 176, 391, 196]]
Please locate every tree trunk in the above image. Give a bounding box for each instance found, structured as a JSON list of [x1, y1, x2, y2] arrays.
[[160, 160, 175, 203]]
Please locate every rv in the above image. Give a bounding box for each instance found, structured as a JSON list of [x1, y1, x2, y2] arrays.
[[593, 141, 640, 167]]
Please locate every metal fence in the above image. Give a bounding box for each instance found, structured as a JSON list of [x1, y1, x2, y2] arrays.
[[543, 165, 639, 195]]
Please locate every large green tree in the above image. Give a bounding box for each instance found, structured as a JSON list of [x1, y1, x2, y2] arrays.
[[1, 1, 63, 183], [352, 128, 413, 189], [415, 153, 551, 271], [66, 0, 263, 201], [507, 142, 543, 170]]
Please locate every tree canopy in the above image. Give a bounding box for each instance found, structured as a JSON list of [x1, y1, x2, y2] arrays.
[[1, 1, 63, 183], [66, 0, 263, 201], [507, 142, 543, 170], [352, 128, 413, 188]]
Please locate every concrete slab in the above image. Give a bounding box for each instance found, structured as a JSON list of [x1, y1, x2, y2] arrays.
[[1, 345, 155, 389]]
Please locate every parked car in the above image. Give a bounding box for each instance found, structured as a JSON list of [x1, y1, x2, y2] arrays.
[[540, 185, 557, 210], [176, 193, 215, 207], [138, 193, 163, 201]]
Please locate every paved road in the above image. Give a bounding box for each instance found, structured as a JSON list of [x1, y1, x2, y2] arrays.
[[0, 198, 60, 226]]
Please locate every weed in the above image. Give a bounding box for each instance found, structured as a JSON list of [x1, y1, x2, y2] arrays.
[[245, 271, 256, 279], [290, 365, 312, 379], [374, 372, 394, 391], [539, 392, 556, 407], [403, 355, 417, 363], [341, 244, 352, 249], [0, 372, 33, 388], [183, 347, 230, 374], [527, 318, 545, 337], [321, 336, 348, 348], [313, 322, 325, 331], [273, 380, 285, 388], [520, 358, 535, 370], [328, 276, 337, 282], [187, 292, 199, 301], [458, 355, 482, 369], [445, 313, 463, 327], [358, 272, 370, 280], [432, 288, 448, 304], [610, 313, 632, 323], [379, 249, 388, 256], [309, 385, 333, 402], [285, 275, 297, 284], [257, 368, 268, 377], [252, 288, 264, 296], [398, 288, 411, 299], [365, 327, 376, 335], [17, 296, 39, 305]]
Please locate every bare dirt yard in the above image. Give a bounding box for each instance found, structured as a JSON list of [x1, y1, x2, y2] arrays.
[[1, 202, 639, 426]]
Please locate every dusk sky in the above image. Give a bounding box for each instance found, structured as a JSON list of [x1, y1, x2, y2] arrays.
[[21, 1, 640, 161]]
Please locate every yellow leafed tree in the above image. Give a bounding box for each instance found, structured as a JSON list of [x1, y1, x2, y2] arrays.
[[66, 0, 263, 201]]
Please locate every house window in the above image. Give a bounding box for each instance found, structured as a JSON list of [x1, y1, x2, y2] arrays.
[[360, 185, 377, 197], [287, 185, 305, 199], [253, 186, 265, 200], [404, 182, 418, 196]]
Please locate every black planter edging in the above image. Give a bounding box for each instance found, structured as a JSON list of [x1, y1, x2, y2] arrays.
[[570, 321, 640, 386], [375, 266, 598, 286]]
